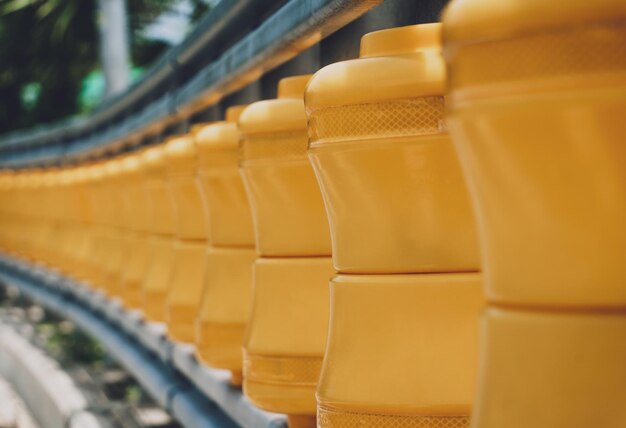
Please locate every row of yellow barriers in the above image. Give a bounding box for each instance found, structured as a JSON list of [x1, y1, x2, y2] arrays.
[[1, 0, 625, 427]]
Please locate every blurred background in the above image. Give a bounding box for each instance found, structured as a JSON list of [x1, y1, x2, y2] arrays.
[[0, 285, 182, 428], [0, 4, 213, 421], [0, 0, 213, 135]]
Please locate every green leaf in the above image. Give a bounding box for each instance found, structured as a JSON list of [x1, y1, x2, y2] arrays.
[[0, 0, 40, 16]]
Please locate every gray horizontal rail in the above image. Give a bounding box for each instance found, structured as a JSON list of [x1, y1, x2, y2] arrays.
[[0, 0, 383, 168], [0, 253, 288, 428]]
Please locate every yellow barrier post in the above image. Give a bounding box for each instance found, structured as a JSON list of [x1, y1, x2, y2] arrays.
[[97, 159, 130, 295], [193, 106, 256, 386], [12, 170, 35, 259], [443, 0, 626, 426], [78, 163, 108, 287], [306, 23, 483, 427], [0, 171, 15, 254], [239, 75, 334, 428], [61, 166, 93, 278], [164, 135, 210, 343], [118, 153, 152, 309], [140, 146, 178, 322]]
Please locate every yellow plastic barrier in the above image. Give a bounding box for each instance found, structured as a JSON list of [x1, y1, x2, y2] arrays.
[[0, 171, 15, 254], [306, 23, 483, 427], [80, 162, 106, 290], [30, 170, 51, 262], [7, 170, 31, 259], [2, 170, 26, 258], [33, 169, 52, 262], [79, 163, 108, 287], [55, 168, 78, 273], [164, 135, 209, 343], [96, 159, 129, 295], [443, 0, 626, 427], [47, 168, 75, 269], [0, 172, 10, 253], [140, 146, 178, 322], [118, 153, 152, 309], [59, 166, 93, 278], [194, 106, 256, 385], [239, 75, 333, 428], [76, 166, 95, 279]]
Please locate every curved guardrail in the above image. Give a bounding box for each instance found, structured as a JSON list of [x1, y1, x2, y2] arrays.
[[0, 0, 388, 168], [0, 253, 287, 428]]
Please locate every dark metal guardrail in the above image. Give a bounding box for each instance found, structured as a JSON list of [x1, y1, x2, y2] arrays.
[[0, 252, 287, 428], [0, 0, 396, 168]]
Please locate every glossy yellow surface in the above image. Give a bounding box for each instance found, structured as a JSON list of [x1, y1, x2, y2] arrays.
[[142, 145, 176, 235], [166, 240, 207, 343], [475, 308, 626, 428], [18, 169, 54, 265], [42, 170, 61, 263], [84, 162, 107, 288], [46, 169, 70, 270], [444, 0, 626, 426], [86, 160, 120, 293], [64, 167, 94, 280], [103, 159, 132, 296], [239, 75, 332, 425], [443, 0, 626, 45], [114, 154, 151, 307], [306, 23, 483, 426], [319, 274, 482, 419], [195, 106, 254, 247], [164, 135, 207, 240], [0, 147, 179, 325], [139, 145, 177, 321], [195, 246, 256, 375], [142, 235, 175, 323], [309, 132, 477, 273], [52, 170, 71, 271], [193, 106, 256, 383], [164, 134, 209, 342], [240, 76, 330, 257], [243, 258, 333, 415], [40, 169, 65, 267]]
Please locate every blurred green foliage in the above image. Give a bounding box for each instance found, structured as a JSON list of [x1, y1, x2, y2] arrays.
[[40, 320, 107, 366], [0, 0, 210, 134]]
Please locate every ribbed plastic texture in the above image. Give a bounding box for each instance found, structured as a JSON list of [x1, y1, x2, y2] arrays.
[[309, 97, 445, 142], [450, 25, 626, 88], [318, 407, 469, 428], [240, 132, 309, 162], [244, 354, 323, 386]]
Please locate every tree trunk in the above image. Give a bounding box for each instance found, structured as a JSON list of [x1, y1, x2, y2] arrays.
[[97, 0, 131, 97]]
